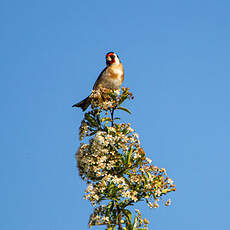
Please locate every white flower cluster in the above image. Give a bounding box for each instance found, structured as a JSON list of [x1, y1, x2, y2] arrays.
[[76, 138, 116, 180], [89, 88, 116, 110], [75, 87, 176, 229], [76, 123, 141, 181]]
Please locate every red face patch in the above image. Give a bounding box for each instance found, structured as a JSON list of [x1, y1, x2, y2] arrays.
[[106, 52, 115, 57], [106, 52, 116, 65]]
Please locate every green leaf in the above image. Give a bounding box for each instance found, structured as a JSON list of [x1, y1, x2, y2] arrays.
[[162, 189, 169, 194], [101, 117, 112, 123], [118, 95, 128, 105], [122, 128, 129, 135], [85, 113, 99, 127], [146, 171, 151, 179], [142, 172, 148, 184], [124, 147, 132, 165], [106, 227, 113, 230], [127, 147, 133, 164], [117, 107, 131, 114], [106, 201, 114, 216], [133, 216, 138, 228], [104, 121, 110, 126], [123, 209, 132, 223], [89, 131, 97, 136]]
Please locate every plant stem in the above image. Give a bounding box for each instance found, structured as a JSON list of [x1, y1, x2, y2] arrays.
[[117, 206, 122, 230], [110, 108, 115, 127]]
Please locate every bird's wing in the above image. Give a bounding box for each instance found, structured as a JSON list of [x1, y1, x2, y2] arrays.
[[93, 67, 107, 90]]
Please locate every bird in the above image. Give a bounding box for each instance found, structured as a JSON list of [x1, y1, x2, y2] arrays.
[[72, 52, 124, 111]]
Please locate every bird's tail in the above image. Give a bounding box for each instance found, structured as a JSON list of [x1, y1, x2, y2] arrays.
[[72, 96, 91, 111]]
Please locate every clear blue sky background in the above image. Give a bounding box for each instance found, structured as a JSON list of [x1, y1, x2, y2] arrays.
[[1, 0, 230, 229]]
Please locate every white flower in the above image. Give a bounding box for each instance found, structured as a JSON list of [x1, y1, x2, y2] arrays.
[[121, 190, 131, 198], [102, 216, 109, 222], [133, 152, 141, 159], [103, 101, 113, 107], [93, 194, 99, 201], [155, 189, 161, 196], [107, 126, 116, 132], [95, 215, 101, 220], [127, 126, 134, 133], [94, 131, 107, 145], [85, 184, 93, 193], [145, 184, 152, 189], [83, 194, 90, 200], [146, 157, 152, 164], [114, 89, 120, 96]]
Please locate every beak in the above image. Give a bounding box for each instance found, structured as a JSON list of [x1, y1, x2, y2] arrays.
[[107, 56, 112, 61]]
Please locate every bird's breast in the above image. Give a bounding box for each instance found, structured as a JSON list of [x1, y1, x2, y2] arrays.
[[101, 64, 124, 89]]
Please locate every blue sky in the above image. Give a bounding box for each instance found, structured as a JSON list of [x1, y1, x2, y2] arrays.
[[1, 0, 230, 229]]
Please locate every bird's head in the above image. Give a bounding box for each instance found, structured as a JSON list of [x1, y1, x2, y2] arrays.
[[106, 52, 120, 66]]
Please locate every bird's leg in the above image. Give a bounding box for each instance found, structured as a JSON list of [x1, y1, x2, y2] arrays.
[[110, 104, 118, 127]]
